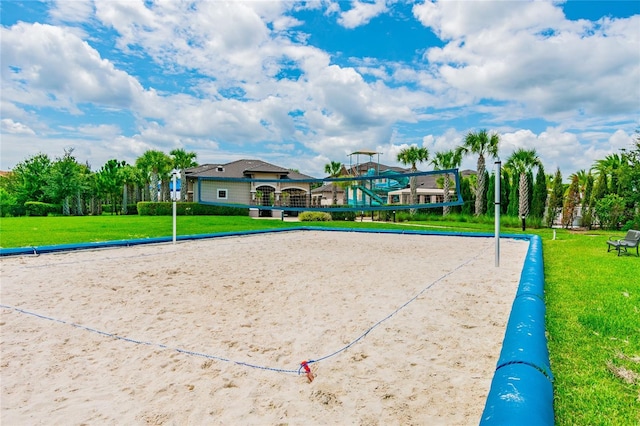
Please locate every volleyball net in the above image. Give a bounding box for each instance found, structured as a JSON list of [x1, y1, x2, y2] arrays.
[[196, 168, 463, 213]]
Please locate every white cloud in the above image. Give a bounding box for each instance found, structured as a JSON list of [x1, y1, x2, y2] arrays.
[[495, 127, 636, 178], [50, 0, 94, 24], [94, 1, 274, 86], [271, 15, 303, 32], [1, 119, 36, 135], [414, 2, 640, 120], [337, 0, 389, 29], [75, 124, 122, 138], [413, 0, 564, 41], [1, 22, 144, 111]]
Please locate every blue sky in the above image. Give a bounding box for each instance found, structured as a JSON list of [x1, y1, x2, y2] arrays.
[[1, 0, 639, 180]]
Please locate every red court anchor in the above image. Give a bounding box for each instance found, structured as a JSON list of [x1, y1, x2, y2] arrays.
[[300, 360, 314, 383]]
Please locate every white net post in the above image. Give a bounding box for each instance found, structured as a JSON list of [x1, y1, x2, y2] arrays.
[[495, 159, 501, 267], [172, 172, 177, 244]]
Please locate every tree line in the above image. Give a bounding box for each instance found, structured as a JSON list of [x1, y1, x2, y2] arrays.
[[0, 148, 197, 217], [326, 130, 638, 230], [2, 132, 638, 230]]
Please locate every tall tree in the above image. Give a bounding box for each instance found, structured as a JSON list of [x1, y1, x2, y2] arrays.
[[590, 172, 608, 228], [46, 148, 84, 216], [397, 145, 429, 214], [486, 172, 496, 217], [546, 168, 564, 227], [482, 170, 491, 215], [531, 163, 547, 220], [456, 129, 500, 216], [96, 159, 126, 214], [581, 172, 595, 228], [507, 173, 519, 217], [572, 169, 589, 201], [430, 149, 462, 216], [118, 164, 142, 214], [452, 176, 473, 215], [6, 153, 52, 214], [620, 135, 640, 228], [463, 175, 475, 215], [501, 168, 511, 215], [324, 160, 343, 206], [562, 175, 581, 228], [73, 162, 92, 216], [505, 148, 542, 222], [593, 153, 624, 195], [526, 170, 534, 215]]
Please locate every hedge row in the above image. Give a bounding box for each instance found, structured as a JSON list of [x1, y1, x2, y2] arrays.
[[24, 201, 61, 217], [102, 204, 139, 215], [324, 205, 357, 221], [137, 202, 248, 216]]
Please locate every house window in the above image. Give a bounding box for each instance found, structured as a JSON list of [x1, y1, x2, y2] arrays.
[[216, 166, 224, 172], [218, 189, 228, 200]]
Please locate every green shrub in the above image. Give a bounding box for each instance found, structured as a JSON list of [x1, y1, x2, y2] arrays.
[[622, 214, 640, 231], [0, 188, 20, 217], [321, 205, 357, 221], [24, 201, 60, 217], [101, 204, 121, 214], [595, 194, 626, 230], [125, 204, 138, 215], [329, 209, 357, 221], [299, 211, 332, 221], [137, 202, 248, 216], [102, 204, 139, 215]]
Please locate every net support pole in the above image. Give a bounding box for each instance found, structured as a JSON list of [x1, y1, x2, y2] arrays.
[[495, 158, 501, 267], [172, 173, 177, 244]]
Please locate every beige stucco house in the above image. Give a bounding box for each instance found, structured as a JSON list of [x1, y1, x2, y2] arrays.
[[184, 159, 314, 217]]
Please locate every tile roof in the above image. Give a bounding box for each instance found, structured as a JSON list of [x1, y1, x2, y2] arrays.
[[185, 159, 315, 179]]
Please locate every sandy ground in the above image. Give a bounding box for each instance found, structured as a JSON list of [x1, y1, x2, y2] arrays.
[[1, 230, 528, 425]]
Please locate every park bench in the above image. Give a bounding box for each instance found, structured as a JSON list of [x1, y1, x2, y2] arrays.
[[607, 229, 640, 257]]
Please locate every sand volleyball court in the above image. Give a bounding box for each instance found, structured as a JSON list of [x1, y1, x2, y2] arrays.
[[1, 230, 528, 425]]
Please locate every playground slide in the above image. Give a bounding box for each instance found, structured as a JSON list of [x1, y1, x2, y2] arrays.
[[366, 168, 409, 192], [354, 185, 385, 205]]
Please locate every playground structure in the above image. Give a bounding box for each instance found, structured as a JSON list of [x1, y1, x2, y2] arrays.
[[345, 150, 409, 207]]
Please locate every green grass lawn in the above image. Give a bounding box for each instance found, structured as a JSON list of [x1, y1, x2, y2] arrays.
[[1, 215, 638, 424], [543, 230, 640, 426]]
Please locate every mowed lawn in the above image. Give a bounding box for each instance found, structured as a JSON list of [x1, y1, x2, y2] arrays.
[[1, 215, 638, 425]]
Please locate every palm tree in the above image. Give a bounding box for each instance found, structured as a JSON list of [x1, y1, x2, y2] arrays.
[[571, 170, 589, 198], [457, 129, 500, 216], [170, 148, 198, 202], [136, 150, 172, 202], [505, 148, 542, 224], [431, 149, 462, 216], [118, 164, 143, 214], [324, 160, 343, 206], [592, 154, 624, 195], [397, 146, 430, 214]]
